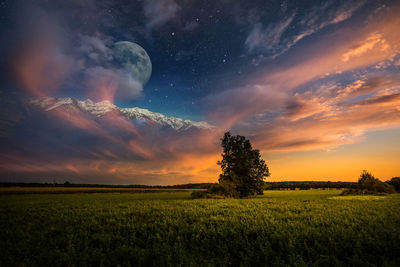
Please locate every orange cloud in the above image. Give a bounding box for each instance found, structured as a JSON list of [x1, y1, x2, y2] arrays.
[[206, 4, 400, 156], [257, 6, 400, 91], [341, 33, 389, 62]]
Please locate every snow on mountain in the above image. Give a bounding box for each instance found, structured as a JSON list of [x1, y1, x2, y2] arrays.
[[29, 97, 213, 131], [118, 107, 212, 130]]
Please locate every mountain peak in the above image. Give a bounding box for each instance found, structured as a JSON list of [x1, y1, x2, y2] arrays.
[[29, 97, 213, 131]]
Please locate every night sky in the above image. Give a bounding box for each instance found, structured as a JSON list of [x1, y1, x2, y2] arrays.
[[1, 0, 399, 184]]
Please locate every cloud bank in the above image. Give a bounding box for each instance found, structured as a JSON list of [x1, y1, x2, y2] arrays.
[[210, 3, 400, 154]]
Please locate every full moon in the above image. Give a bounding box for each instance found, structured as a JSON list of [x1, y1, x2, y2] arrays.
[[113, 41, 152, 84]]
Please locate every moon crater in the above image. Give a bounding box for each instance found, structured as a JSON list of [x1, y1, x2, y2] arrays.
[[113, 41, 152, 85]]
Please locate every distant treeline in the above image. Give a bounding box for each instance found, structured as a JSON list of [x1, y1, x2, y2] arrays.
[[264, 181, 358, 190], [0, 181, 359, 190]]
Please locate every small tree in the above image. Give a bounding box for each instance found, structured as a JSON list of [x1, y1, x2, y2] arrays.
[[358, 170, 377, 191], [217, 132, 270, 198], [358, 170, 394, 193]]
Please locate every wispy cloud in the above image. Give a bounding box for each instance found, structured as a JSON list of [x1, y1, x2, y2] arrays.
[[245, 13, 295, 54], [143, 0, 180, 32], [341, 32, 389, 62], [78, 34, 114, 63], [84, 67, 143, 102], [245, 0, 367, 58]]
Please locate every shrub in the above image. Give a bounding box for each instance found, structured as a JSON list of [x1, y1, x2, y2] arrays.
[[341, 170, 395, 195], [191, 191, 208, 199], [207, 183, 227, 195], [387, 177, 400, 192], [191, 190, 228, 199]]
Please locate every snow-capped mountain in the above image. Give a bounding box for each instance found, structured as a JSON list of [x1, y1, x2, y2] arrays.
[[29, 97, 212, 131]]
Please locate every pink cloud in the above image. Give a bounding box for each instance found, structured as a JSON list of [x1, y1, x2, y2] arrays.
[[11, 20, 75, 97], [206, 5, 400, 154]]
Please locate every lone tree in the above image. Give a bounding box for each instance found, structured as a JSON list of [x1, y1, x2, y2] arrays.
[[217, 132, 270, 198]]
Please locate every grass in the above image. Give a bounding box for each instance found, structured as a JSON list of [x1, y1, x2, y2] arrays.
[[329, 195, 388, 201], [1, 190, 399, 266]]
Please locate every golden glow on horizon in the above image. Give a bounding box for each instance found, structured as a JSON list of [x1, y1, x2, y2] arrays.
[[192, 129, 400, 184], [264, 128, 400, 182]]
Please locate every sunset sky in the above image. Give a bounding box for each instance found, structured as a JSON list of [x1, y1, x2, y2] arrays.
[[0, 0, 399, 184]]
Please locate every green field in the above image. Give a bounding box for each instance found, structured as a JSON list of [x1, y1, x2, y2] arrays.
[[1, 190, 399, 266]]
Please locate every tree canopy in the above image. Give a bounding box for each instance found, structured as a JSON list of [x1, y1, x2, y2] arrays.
[[217, 132, 270, 198]]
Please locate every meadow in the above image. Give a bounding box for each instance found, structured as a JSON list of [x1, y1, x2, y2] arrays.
[[1, 190, 399, 266], [0, 187, 199, 194]]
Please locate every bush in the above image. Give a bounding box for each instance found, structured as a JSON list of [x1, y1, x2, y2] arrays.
[[341, 188, 389, 196], [387, 177, 400, 192], [191, 190, 228, 199], [374, 181, 395, 193], [191, 191, 208, 199], [207, 183, 227, 195], [341, 170, 395, 195]]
